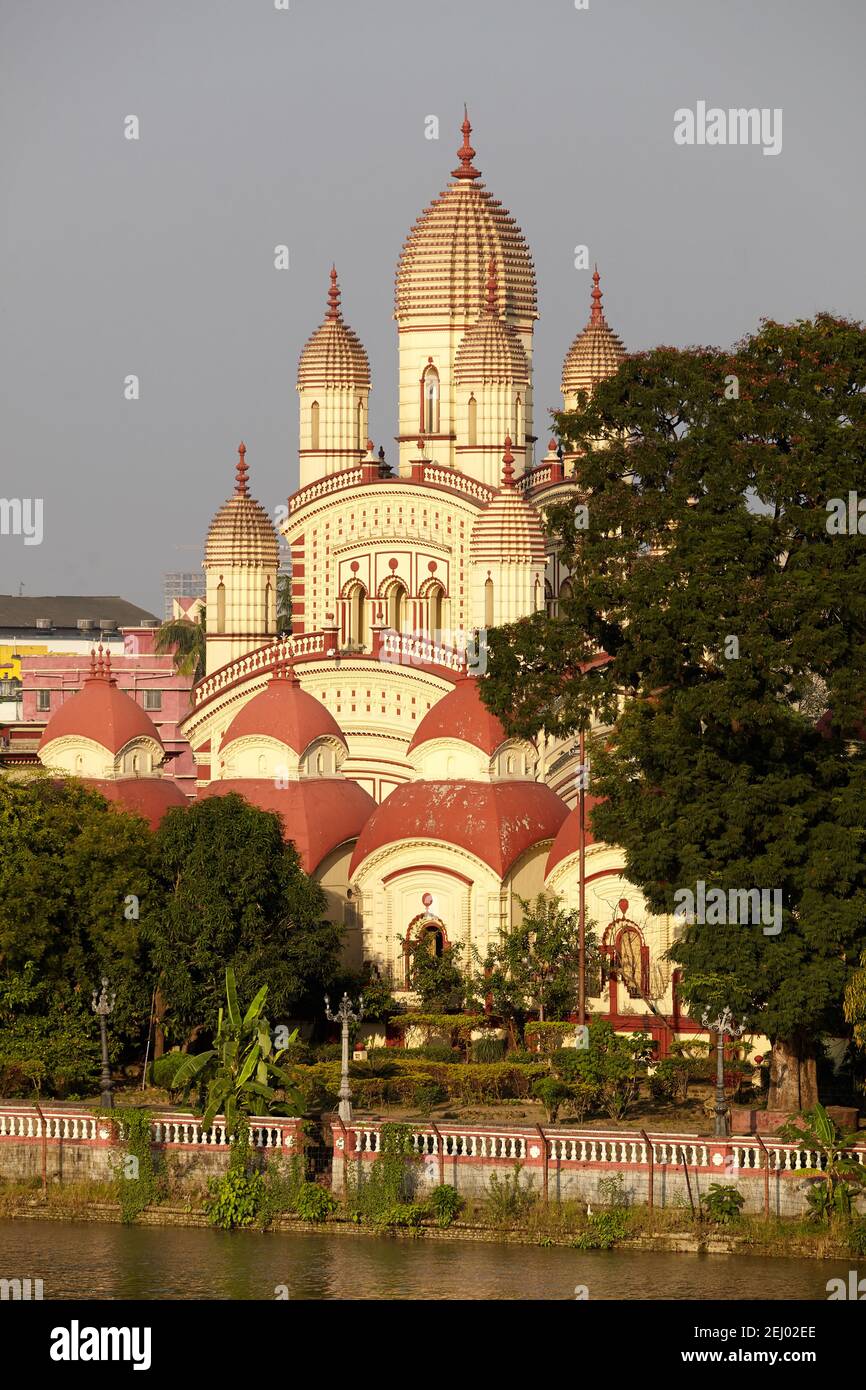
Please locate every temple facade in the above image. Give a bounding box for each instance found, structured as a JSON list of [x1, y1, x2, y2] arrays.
[[37, 114, 696, 1049]]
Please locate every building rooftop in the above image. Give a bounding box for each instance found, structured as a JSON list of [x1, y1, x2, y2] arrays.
[[0, 595, 158, 640]]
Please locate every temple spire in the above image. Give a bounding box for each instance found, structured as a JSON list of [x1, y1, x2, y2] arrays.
[[326, 264, 342, 321], [486, 256, 498, 313], [590, 265, 604, 324], [501, 436, 515, 488], [452, 106, 480, 181], [235, 441, 249, 497]]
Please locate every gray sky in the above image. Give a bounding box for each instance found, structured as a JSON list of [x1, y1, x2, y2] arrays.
[[2, 0, 864, 613]]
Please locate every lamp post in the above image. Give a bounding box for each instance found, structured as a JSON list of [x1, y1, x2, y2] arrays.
[[325, 992, 364, 1123], [702, 1006, 745, 1138], [91, 976, 117, 1109]]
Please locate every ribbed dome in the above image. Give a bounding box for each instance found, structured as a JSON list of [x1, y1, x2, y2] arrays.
[[454, 306, 528, 386], [204, 444, 280, 570], [395, 114, 537, 323], [297, 267, 370, 391], [562, 268, 626, 399], [223, 665, 346, 754], [39, 648, 163, 756], [471, 440, 547, 564]]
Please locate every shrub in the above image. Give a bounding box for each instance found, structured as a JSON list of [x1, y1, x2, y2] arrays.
[[484, 1162, 537, 1226], [700, 1183, 746, 1224], [348, 1123, 419, 1224], [471, 1036, 507, 1064], [532, 1077, 572, 1123], [295, 1182, 338, 1223], [412, 1080, 447, 1110], [204, 1170, 265, 1229], [427, 1184, 463, 1227], [150, 1053, 188, 1090], [598, 1173, 629, 1209], [409, 1043, 462, 1064], [314, 1043, 344, 1062], [847, 1221, 866, 1257], [257, 1153, 306, 1225], [572, 1210, 628, 1249], [525, 1022, 576, 1056], [376, 1202, 426, 1228], [562, 1081, 599, 1124]]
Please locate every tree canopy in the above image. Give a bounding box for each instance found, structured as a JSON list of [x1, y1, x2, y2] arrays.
[[480, 315, 866, 1108]]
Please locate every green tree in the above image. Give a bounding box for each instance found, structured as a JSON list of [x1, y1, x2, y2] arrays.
[[171, 968, 303, 1132], [0, 778, 161, 1052], [0, 962, 100, 1097], [479, 894, 598, 1035], [148, 793, 342, 1049], [155, 608, 206, 682], [480, 317, 866, 1110], [399, 935, 467, 1012]]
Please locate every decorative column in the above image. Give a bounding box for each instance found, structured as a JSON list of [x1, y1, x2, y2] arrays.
[[325, 992, 365, 1123]]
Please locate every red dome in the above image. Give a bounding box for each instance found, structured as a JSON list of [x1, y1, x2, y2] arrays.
[[39, 661, 162, 757], [222, 668, 345, 754], [199, 777, 375, 874], [349, 780, 568, 879], [408, 676, 509, 756], [84, 778, 188, 828], [545, 796, 605, 877]]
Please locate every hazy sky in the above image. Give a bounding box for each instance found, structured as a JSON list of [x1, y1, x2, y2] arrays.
[[2, 0, 864, 612]]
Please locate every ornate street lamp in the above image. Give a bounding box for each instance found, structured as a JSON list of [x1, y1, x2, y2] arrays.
[[91, 976, 117, 1109], [325, 992, 364, 1123], [702, 1006, 745, 1138]]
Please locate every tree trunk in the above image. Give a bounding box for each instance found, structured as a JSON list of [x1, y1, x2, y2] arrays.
[[153, 989, 166, 1059], [767, 1038, 818, 1111]]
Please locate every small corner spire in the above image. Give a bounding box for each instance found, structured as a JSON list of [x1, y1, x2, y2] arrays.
[[452, 106, 480, 181], [501, 436, 515, 488], [326, 265, 342, 321], [486, 256, 498, 313], [590, 265, 604, 324], [235, 441, 249, 497]]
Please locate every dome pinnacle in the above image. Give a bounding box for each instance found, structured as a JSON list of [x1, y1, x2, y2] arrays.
[[486, 256, 498, 313], [452, 107, 480, 181], [590, 265, 604, 324], [501, 435, 515, 487], [235, 441, 249, 497], [326, 265, 342, 321]]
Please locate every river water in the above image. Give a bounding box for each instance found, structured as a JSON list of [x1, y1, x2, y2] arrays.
[[0, 1220, 853, 1300]]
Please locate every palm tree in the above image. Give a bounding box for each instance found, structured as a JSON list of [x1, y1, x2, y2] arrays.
[[779, 1103, 866, 1224], [276, 572, 292, 634], [155, 606, 206, 683]]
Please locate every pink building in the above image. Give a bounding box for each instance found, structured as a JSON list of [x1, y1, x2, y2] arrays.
[[20, 625, 196, 793]]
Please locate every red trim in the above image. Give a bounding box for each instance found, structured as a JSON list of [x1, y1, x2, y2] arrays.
[[382, 863, 474, 887]]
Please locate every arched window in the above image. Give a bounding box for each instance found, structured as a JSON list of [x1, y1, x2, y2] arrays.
[[310, 400, 320, 451], [216, 581, 226, 633], [316, 750, 324, 775], [350, 583, 368, 648], [357, 399, 364, 450], [515, 395, 522, 445], [264, 579, 272, 634], [257, 754, 266, 775], [131, 752, 140, 776], [428, 584, 444, 639], [388, 582, 406, 634], [422, 365, 440, 434], [405, 916, 446, 987], [468, 394, 477, 446], [559, 578, 573, 608], [484, 576, 494, 628]]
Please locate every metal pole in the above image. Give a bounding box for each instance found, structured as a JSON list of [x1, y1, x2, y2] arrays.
[[640, 1129, 654, 1211], [325, 993, 364, 1125], [578, 727, 586, 1027], [91, 977, 116, 1110], [535, 1124, 549, 1203], [714, 1027, 728, 1138]]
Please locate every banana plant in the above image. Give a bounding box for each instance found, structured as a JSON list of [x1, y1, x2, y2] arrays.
[[171, 968, 303, 1136], [778, 1103, 865, 1224]]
